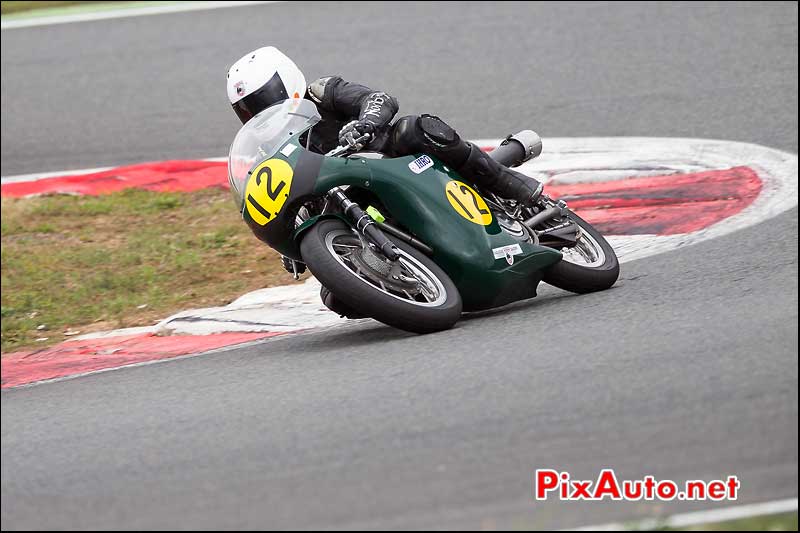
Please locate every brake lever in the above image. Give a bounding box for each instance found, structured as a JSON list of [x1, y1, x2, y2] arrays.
[[325, 133, 372, 158]]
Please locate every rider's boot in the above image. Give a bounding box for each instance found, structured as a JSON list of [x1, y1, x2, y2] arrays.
[[457, 142, 543, 207], [392, 114, 544, 207]]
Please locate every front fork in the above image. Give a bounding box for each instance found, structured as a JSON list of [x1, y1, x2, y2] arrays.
[[327, 187, 400, 261]]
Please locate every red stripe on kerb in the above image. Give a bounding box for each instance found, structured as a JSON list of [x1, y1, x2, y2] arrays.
[[1, 332, 280, 388], [1, 160, 762, 235], [1, 160, 227, 197], [547, 166, 762, 235]]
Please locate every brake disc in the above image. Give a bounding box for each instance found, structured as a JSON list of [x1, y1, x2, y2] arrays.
[[351, 246, 421, 294]]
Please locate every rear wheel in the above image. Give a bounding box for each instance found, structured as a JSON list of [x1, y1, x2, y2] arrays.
[[541, 210, 620, 293], [300, 219, 462, 333]]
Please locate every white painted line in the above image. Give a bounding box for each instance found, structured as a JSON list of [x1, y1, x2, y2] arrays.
[[1, 1, 279, 30], [1, 165, 113, 185], [566, 497, 798, 531]]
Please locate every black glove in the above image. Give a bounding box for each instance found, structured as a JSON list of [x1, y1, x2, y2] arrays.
[[281, 255, 306, 276], [338, 120, 375, 150]]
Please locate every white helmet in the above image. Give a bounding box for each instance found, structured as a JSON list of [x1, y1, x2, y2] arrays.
[[226, 46, 307, 124]]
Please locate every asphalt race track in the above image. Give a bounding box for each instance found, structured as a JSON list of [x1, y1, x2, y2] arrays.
[[1, 2, 798, 530]]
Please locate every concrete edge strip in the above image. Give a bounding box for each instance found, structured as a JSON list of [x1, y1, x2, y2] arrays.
[[0, 323, 362, 391], [2, 334, 272, 390]]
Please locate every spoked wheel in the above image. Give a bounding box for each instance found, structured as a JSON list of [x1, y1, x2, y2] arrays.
[[300, 219, 462, 333], [541, 210, 620, 293]]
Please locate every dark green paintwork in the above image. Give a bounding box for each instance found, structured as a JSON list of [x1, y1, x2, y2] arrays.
[[306, 152, 562, 311], [241, 131, 562, 311]]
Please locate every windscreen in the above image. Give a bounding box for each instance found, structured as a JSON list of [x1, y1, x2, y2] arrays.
[[227, 98, 321, 209]]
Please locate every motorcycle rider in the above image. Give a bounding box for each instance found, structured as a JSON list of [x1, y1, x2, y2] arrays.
[[227, 46, 543, 317]]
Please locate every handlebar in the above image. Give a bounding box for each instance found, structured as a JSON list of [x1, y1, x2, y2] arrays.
[[325, 132, 372, 158]]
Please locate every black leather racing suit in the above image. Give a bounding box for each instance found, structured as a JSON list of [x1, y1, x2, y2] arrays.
[[303, 76, 542, 203], [300, 76, 542, 318], [303, 76, 397, 155]]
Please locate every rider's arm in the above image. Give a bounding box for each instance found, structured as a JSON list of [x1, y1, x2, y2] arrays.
[[308, 76, 399, 129]]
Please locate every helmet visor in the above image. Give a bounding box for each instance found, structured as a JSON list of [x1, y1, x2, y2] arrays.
[[231, 71, 290, 124]]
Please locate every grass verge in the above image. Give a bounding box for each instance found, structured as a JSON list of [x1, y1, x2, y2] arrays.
[[1, 1, 90, 15], [1, 188, 304, 353]]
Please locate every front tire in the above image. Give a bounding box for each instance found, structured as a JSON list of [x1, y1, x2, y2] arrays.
[[300, 219, 462, 333], [542, 210, 620, 293]]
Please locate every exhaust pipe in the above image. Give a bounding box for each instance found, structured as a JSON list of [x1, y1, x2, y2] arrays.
[[487, 130, 543, 168]]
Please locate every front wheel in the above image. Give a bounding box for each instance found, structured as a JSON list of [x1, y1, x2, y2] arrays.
[[300, 219, 462, 333], [541, 210, 620, 293]]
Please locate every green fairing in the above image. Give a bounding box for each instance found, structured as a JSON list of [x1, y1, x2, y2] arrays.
[[304, 154, 562, 311]]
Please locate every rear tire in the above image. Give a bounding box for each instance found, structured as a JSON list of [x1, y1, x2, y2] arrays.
[[542, 210, 620, 293], [300, 219, 462, 333]]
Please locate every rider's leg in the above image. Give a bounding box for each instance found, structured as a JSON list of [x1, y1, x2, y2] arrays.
[[388, 115, 543, 206]]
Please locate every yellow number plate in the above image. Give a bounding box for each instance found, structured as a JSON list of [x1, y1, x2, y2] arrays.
[[244, 158, 294, 226], [445, 180, 492, 225]]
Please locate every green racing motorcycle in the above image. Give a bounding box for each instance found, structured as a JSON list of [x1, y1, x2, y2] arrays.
[[227, 98, 619, 334]]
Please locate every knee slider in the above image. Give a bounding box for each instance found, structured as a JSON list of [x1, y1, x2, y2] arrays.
[[391, 115, 470, 165], [417, 114, 458, 147]]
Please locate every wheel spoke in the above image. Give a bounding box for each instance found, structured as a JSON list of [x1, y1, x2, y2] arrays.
[[332, 244, 360, 252], [560, 229, 605, 267], [418, 283, 434, 302], [324, 229, 447, 307]]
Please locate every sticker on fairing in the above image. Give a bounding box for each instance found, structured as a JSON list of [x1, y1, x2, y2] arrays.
[[493, 243, 523, 265], [408, 154, 434, 174], [445, 180, 493, 225], [280, 144, 298, 157], [244, 158, 294, 226]]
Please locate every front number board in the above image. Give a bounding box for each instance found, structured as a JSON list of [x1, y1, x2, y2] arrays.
[[244, 158, 294, 226]]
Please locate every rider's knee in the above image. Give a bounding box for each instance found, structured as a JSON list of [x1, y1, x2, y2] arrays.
[[390, 115, 422, 155], [390, 114, 469, 163]]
